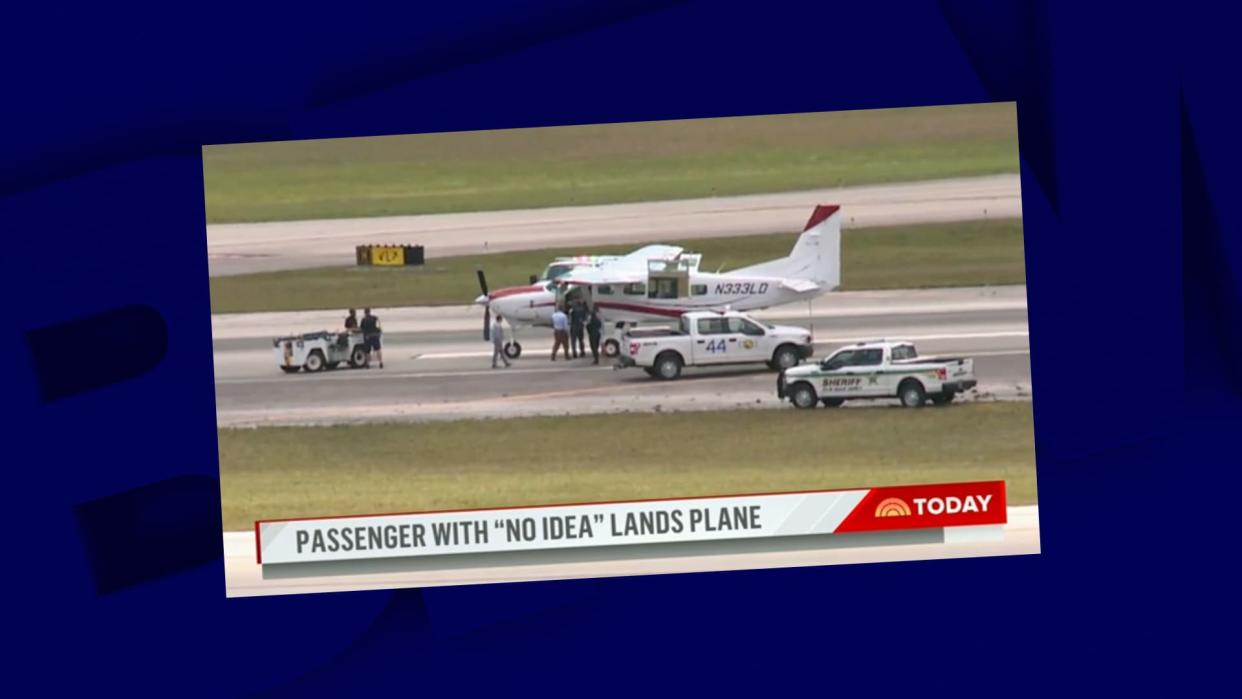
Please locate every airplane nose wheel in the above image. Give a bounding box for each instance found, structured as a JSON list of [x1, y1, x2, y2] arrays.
[[602, 339, 620, 358], [504, 341, 522, 359]]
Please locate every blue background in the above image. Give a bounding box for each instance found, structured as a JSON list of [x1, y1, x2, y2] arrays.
[[3, 1, 1233, 693]]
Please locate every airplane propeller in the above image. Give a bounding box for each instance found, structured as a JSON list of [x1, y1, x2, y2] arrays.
[[476, 268, 491, 341]]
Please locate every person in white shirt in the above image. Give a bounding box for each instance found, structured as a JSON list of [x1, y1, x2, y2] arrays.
[[550, 307, 570, 361], [491, 314, 511, 369]]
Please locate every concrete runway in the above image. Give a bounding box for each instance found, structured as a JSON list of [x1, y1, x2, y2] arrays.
[[213, 286, 1031, 427], [207, 174, 1021, 276], [222, 506, 1039, 597]]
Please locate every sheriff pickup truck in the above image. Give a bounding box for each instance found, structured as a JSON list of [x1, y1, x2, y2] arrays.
[[777, 340, 976, 408], [616, 311, 814, 380]]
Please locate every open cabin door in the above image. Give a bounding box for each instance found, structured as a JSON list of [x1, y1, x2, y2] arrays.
[[647, 255, 698, 299], [558, 280, 593, 310]]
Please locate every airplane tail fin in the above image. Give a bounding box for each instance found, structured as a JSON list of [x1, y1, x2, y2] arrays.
[[733, 204, 841, 290]]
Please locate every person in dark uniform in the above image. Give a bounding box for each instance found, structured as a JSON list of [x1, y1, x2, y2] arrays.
[[569, 299, 587, 359], [586, 308, 603, 364], [344, 308, 358, 330], [360, 307, 383, 368]]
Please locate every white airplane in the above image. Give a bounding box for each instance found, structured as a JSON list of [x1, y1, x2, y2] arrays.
[[474, 204, 842, 358]]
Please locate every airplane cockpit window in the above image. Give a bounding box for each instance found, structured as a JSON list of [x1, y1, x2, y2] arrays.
[[544, 263, 575, 280], [596, 285, 614, 295]]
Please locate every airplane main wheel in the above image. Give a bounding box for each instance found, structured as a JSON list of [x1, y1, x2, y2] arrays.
[[504, 341, 522, 359], [602, 339, 620, 358]]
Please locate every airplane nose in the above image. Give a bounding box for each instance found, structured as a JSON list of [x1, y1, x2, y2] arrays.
[[474, 294, 490, 306]]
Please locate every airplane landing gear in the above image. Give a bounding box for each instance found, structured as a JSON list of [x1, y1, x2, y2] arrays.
[[504, 341, 522, 359]]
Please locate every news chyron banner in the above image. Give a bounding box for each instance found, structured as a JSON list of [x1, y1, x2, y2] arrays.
[[256, 481, 1006, 567]]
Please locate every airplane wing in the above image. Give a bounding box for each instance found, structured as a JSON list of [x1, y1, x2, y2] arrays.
[[557, 244, 685, 286], [559, 266, 648, 286], [611, 244, 683, 270]]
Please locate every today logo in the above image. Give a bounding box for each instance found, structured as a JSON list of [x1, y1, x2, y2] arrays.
[[911, 494, 993, 515], [874, 497, 911, 517]]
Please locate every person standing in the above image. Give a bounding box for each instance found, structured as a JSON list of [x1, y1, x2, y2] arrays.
[[360, 307, 384, 368], [569, 299, 587, 359], [586, 308, 603, 365], [491, 314, 511, 369], [344, 308, 358, 330], [550, 305, 570, 361]]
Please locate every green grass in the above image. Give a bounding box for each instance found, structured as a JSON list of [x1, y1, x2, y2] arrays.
[[203, 103, 1018, 223], [218, 403, 1037, 531], [208, 217, 1025, 313]]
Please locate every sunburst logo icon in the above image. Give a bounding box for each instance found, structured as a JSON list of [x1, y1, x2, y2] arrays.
[[874, 497, 912, 517]]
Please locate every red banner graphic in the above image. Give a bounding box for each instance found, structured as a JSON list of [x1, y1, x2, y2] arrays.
[[833, 480, 1007, 533]]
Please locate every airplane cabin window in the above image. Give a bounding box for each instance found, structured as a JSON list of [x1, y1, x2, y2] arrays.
[[691, 284, 708, 296], [597, 285, 614, 295], [624, 283, 646, 296]]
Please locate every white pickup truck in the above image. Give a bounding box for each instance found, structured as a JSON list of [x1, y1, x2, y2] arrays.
[[616, 311, 814, 380], [777, 340, 976, 408]]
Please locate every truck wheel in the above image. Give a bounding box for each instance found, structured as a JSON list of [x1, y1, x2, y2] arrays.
[[931, 391, 956, 405], [822, 397, 845, 407], [304, 350, 326, 373], [789, 382, 818, 409], [898, 379, 926, 408], [771, 344, 801, 371], [654, 352, 683, 380], [349, 346, 368, 368], [279, 366, 300, 374], [504, 341, 522, 359], [602, 339, 620, 358]]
